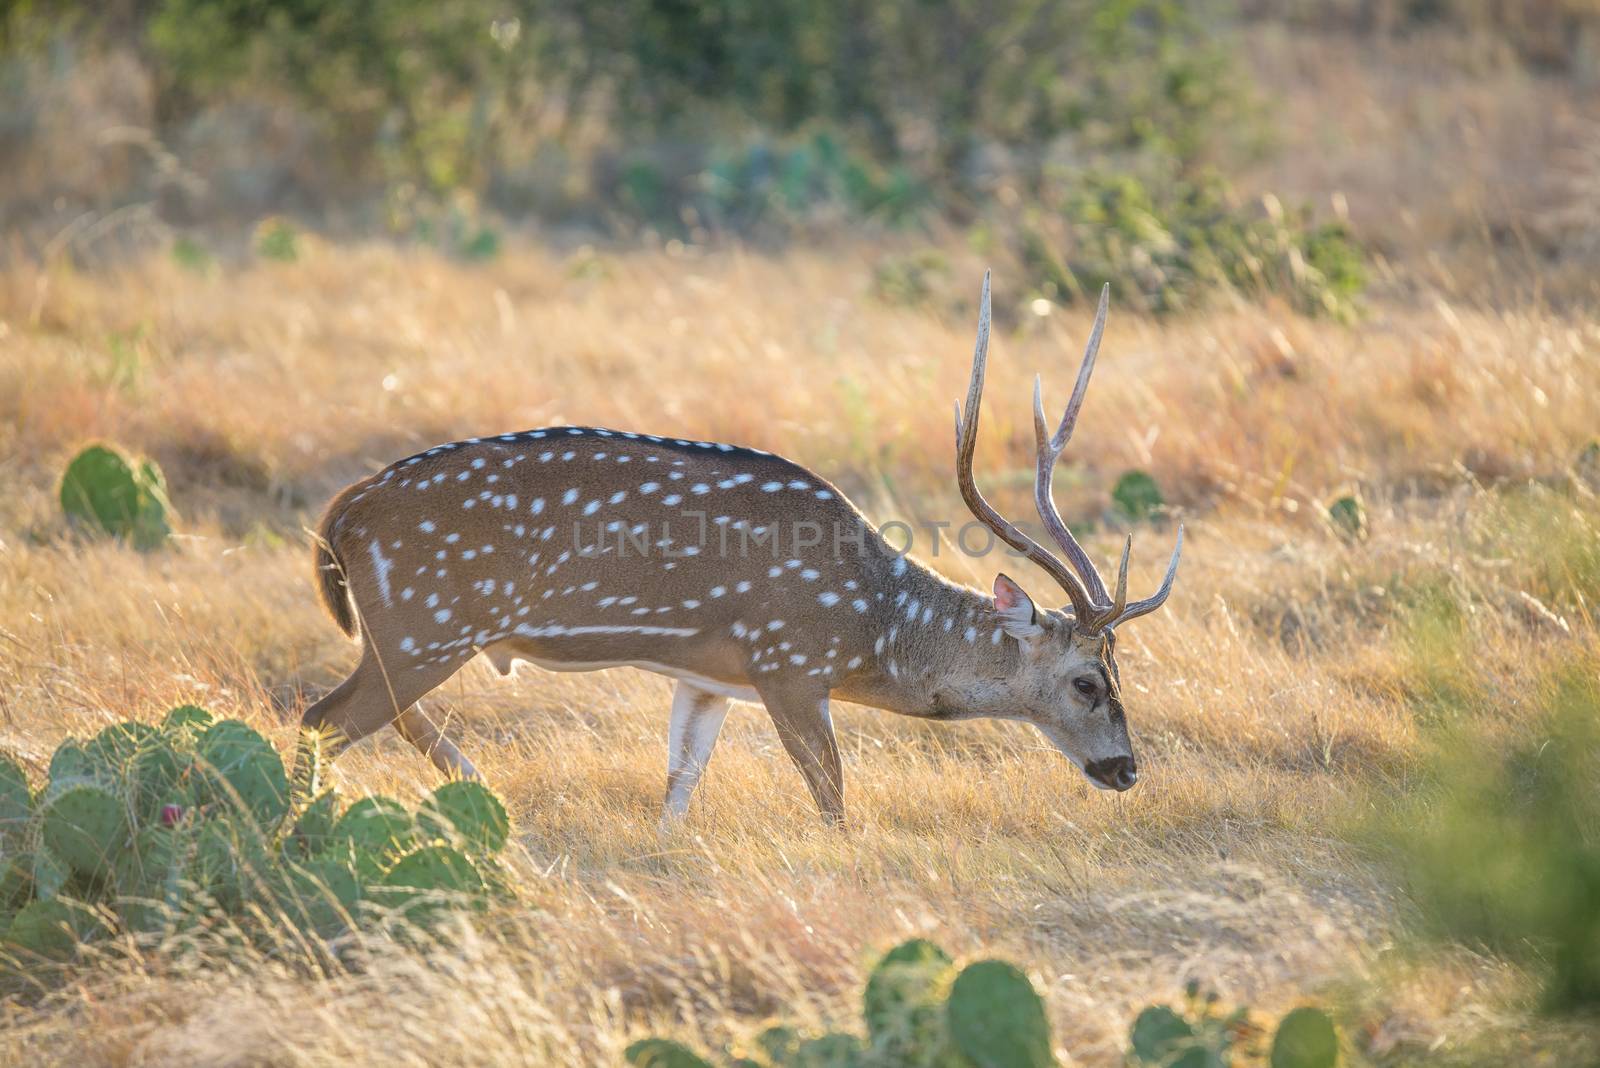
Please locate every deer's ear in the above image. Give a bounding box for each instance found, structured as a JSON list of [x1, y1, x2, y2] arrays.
[[993, 573, 1043, 640]]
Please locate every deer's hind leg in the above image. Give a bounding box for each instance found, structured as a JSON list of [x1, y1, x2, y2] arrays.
[[300, 647, 477, 779]]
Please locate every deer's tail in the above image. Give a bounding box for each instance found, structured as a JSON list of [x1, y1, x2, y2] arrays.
[[312, 484, 363, 639]]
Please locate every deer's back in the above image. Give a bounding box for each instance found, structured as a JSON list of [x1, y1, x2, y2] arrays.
[[327, 427, 892, 689]]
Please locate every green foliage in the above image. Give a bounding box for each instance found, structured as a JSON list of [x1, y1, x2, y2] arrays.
[[697, 135, 928, 233], [254, 218, 299, 262], [170, 236, 213, 273], [0, 712, 514, 974], [1023, 173, 1364, 319], [1370, 670, 1600, 1015], [1127, 986, 1339, 1067], [58, 444, 173, 550], [871, 252, 950, 307], [1112, 470, 1166, 521]]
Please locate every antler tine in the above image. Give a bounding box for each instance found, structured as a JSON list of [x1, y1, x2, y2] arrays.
[[1093, 533, 1131, 628], [1102, 525, 1184, 628], [1031, 284, 1113, 604], [955, 272, 1097, 624]]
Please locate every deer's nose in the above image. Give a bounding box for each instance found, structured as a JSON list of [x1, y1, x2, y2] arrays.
[[1085, 755, 1138, 792]]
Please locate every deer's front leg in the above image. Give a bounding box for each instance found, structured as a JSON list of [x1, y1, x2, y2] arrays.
[[755, 679, 844, 826], [662, 681, 731, 824]]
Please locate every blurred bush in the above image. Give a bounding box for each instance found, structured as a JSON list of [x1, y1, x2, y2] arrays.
[[3, 1, 1251, 216], [1370, 668, 1600, 1015], [1020, 173, 1366, 317], [0, 0, 1372, 312]]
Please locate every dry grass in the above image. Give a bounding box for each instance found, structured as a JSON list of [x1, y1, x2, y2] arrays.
[[0, 238, 1597, 1066]]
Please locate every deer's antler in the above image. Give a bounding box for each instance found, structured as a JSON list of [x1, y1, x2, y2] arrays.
[[956, 273, 1182, 633], [955, 272, 1098, 626]]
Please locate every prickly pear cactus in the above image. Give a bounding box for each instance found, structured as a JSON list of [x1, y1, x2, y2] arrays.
[[419, 780, 509, 854], [40, 784, 127, 880], [0, 708, 512, 976], [195, 720, 290, 832], [945, 960, 1055, 1068], [863, 938, 960, 1065], [58, 443, 173, 550]]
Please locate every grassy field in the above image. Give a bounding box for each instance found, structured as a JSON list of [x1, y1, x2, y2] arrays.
[[1, 237, 1597, 1064]]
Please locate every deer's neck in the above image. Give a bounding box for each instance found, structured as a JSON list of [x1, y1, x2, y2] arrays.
[[843, 557, 1021, 718]]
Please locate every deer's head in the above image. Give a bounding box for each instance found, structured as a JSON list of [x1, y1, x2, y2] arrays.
[[951, 274, 1183, 792]]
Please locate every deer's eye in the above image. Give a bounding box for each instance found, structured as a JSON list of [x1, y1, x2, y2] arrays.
[[1073, 677, 1098, 697]]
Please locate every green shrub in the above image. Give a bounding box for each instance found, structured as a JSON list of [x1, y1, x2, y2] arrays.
[[1326, 494, 1367, 541], [1369, 670, 1600, 1015], [1112, 470, 1166, 521], [0, 707, 514, 970], [1021, 173, 1365, 319], [59, 444, 173, 550], [254, 218, 299, 262]]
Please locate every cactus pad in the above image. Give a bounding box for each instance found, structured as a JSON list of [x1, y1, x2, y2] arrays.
[[623, 1039, 716, 1068], [278, 855, 364, 937], [0, 753, 31, 847], [946, 959, 1054, 1068], [288, 790, 340, 859], [384, 845, 484, 896], [114, 825, 191, 933], [332, 795, 416, 858], [85, 721, 160, 776], [5, 897, 104, 960], [195, 720, 290, 832], [162, 704, 213, 734], [47, 738, 96, 787], [31, 848, 69, 901], [127, 734, 188, 822], [419, 780, 510, 855], [0, 855, 32, 909], [59, 443, 172, 550], [41, 784, 127, 879], [1270, 1007, 1339, 1068]]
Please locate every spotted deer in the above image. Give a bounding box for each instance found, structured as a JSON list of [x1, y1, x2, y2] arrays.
[[303, 273, 1181, 824]]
